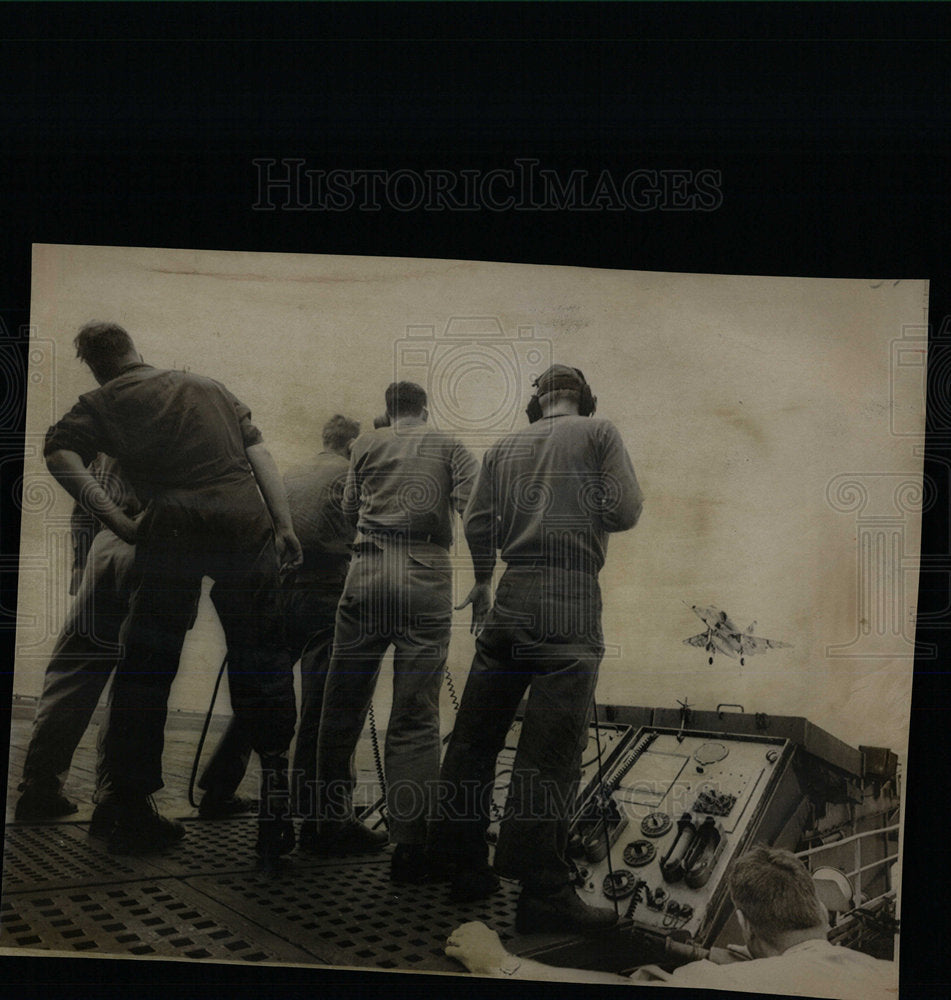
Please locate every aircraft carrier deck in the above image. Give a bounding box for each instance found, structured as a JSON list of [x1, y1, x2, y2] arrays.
[[1, 706, 528, 975], [2, 700, 901, 982]]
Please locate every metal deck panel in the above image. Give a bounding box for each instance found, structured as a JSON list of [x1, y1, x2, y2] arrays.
[[189, 861, 520, 973], [1, 878, 324, 964], [2, 823, 171, 893]]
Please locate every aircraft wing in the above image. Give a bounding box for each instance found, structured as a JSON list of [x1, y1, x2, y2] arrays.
[[684, 633, 710, 648], [737, 634, 792, 655]]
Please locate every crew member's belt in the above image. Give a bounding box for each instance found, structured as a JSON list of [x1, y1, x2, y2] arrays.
[[509, 557, 598, 576], [353, 530, 447, 551]]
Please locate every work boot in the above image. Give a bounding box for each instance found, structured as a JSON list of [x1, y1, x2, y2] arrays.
[[198, 792, 258, 820], [297, 819, 319, 852], [256, 755, 296, 871], [105, 795, 187, 855], [389, 844, 456, 885], [448, 864, 501, 903], [255, 818, 296, 869], [88, 799, 121, 840], [15, 782, 78, 822], [298, 818, 388, 856], [390, 844, 426, 883], [515, 883, 618, 935]]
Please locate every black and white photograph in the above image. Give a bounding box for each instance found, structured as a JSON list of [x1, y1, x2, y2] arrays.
[[1, 244, 918, 1000], [0, 5, 949, 1000]]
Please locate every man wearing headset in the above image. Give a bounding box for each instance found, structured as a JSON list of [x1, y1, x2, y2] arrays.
[[434, 364, 644, 934]]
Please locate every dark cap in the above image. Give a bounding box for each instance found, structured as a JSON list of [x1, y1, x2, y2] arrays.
[[533, 364, 587, 396]]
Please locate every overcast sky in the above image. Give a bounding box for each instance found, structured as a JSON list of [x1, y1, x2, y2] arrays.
[[17, 244, 928, 756]]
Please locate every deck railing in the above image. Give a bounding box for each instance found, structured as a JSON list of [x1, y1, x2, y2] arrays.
[[796, 822, 900, 908]]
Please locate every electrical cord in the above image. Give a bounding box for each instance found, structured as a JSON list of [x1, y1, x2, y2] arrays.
[[591, 698, 619, 918], [625, 879, 645, 921], [444, 663, 461, 713], [488, 768, 514, 823], [362, 660, 473, 831], [189, 644, 406, 827], [367, 701, 389, 830], [361, 659, 464, 831], [188, 652, 230, 809]]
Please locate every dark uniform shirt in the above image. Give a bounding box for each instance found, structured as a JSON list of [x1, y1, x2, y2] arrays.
[[344, 423, 479, 551], [283, 452, 355, 582], [44, 363, 262, 503], [68, 454, 141, 594], [464, 414, 643, 581]]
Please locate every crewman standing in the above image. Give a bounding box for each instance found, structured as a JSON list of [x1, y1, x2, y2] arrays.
[[43, 322, 301, 865], [435, 364, 644, 933], [314, 382, 479, 884]]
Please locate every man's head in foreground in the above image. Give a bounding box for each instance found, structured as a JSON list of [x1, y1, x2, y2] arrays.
[[729, 845, 829, 958], [444, 844, 833, 979]]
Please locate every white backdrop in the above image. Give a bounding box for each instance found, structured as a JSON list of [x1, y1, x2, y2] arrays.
[[16, 245, 928, 758]]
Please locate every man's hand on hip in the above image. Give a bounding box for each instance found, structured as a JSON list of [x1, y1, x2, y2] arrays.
[[456, 582, 492, 636], [100, 508, 140, 546]]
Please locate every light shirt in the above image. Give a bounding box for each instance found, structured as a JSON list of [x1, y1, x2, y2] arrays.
[[656, 938, 898, 1000], [344, 423, 478, 551]]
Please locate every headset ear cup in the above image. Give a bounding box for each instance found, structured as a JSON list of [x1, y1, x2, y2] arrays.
[[526, 395, 542, 423], [579, 385, 597, 416]]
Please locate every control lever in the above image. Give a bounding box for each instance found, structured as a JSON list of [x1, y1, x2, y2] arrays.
[[660, 812, 696, 883], [676, 697, 692, 742], [582, 813, 629, 863], [683, 816, 726, 889]]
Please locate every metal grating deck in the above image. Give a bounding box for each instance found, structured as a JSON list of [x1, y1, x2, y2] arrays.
[[1, 816, 518, 971], [1, 716, 529, 973], [3, 823, 171, 892], [192, 858, 519, 971], [1, 879, 322, 963]]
